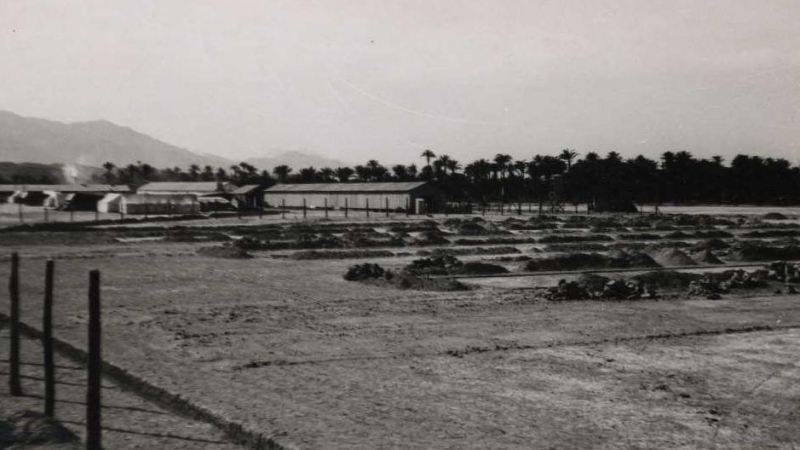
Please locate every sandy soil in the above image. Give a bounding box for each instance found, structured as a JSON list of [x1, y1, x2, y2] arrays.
[[1, 210, 799, 449]]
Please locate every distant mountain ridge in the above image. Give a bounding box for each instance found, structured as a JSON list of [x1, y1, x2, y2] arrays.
[[0, 110, 348, 173], [0, 110, 232, 168], [246, 150, 347, 171]]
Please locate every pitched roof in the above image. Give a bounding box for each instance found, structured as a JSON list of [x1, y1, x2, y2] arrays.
[[0, 184, 130, 193], [231, 185, 262, 194], [265, 182, 429, 193], [138, 182, 229, 193]]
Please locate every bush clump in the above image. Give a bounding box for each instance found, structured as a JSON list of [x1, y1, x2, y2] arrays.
[[344, 263, 386, 281]]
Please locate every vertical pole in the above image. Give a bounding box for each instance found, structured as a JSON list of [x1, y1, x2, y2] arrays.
[[281, 199, 286, 219], [518, 201, 522, 216], [9, 252, 21, 396], [344, 198, 349, 218], [500, 200, 504, 216], [86, 270, 102, 450], [44, 207, 49, 222], [406, 197, 410, 217], [144, 194, 148, 219], [43, 260, 55, 417], [259, 199, 263, 219], [18, 202, 23, 223], [366, 198, 369, 218], [385, 198, 389, 218], [94, 207, 99, 222], [70, 207, 74, 222], [303, 198, 307, 219]]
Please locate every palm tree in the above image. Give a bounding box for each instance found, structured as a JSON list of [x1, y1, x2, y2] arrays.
[[102, 162, 116, 184], [445, 158, 460, 175], [421, 149, 436, 167], [334, 166, 354, 182], [493, 153, 513, 201], [189, 164, 201, 181], [201, 165, 215, 181], [559, 149, 579, 171], [319, 167, 335, 182], [273, 165, 292, 183]]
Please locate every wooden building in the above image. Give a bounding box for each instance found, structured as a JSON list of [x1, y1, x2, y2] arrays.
[[263, 182, 446, 214]]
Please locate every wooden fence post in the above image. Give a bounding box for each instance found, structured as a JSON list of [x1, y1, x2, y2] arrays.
[[366, 198, 369, 218], [43, 260, 55, 417], [385, 198, 389, 217], [344, 198, 348, 218], [518, 201, 522, 216], [44, 207, 49, 223], [324, 198, 328, 219], [303, 198, 307, 219], [86, 270, 102, 450], [9, 252, 21, 396], [406, 197, 410, 217], [281, 199, 286, 219]]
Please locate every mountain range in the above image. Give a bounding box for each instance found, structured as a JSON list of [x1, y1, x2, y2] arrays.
[[0, 110, 345, 172]]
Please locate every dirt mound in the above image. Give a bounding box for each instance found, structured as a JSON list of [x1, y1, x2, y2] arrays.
[[692, 238, 730, 252], [726, 243, 800, 261], [524, 252, 657, 272], [691, 249, 723, 265], [343, 262, 469, 291], [664, 231, 692, 239], [197, 244, 253, 259], [453, 221, 490, 235], [545, 242, 609, 252], [413, 229, 450, 246], [743, 229, 800, 238], [344, 263, 386, 281], [460, 261, 509, 275], [547, 276, 651, 301], [763, 212, 789, 220], [404, 255, 507, 276], [418, 246, 520, 257], [538, 234, 614, 244], [648, 248, 697, 266], [291, 250, 394, 260], [618, 233, 662, 241]]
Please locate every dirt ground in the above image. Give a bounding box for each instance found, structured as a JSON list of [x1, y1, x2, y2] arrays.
[[1, 208, 799, 449]]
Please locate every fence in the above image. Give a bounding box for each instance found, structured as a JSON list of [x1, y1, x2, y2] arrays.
[[6, 253, 104, 450]]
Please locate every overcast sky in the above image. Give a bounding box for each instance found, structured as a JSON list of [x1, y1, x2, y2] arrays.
[[1, 0, 799, 165]]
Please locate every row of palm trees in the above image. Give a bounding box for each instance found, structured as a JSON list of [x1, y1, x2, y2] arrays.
[[98, 149, 800, 205]]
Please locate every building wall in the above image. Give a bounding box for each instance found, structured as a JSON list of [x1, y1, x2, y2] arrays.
[[121, 202, 199, 215], [264, 192, 413, 211]]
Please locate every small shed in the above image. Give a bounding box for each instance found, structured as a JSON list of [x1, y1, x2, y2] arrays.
[[230, 185, 264, 210], [97, 193, 123, 213], [264, 182, 446, 214]]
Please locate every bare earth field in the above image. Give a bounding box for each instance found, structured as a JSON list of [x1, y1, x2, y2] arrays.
[[1, 207, 800, 449]]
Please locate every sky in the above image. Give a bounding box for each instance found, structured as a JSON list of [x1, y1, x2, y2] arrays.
[[1, 0, 799, 165]]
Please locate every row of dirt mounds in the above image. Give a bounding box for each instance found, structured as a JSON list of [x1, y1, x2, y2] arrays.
[[523, 251, 659, 272], [288, 249, 396, 260], [722, 242, 800, 261], [545, 261, 800, 301]]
